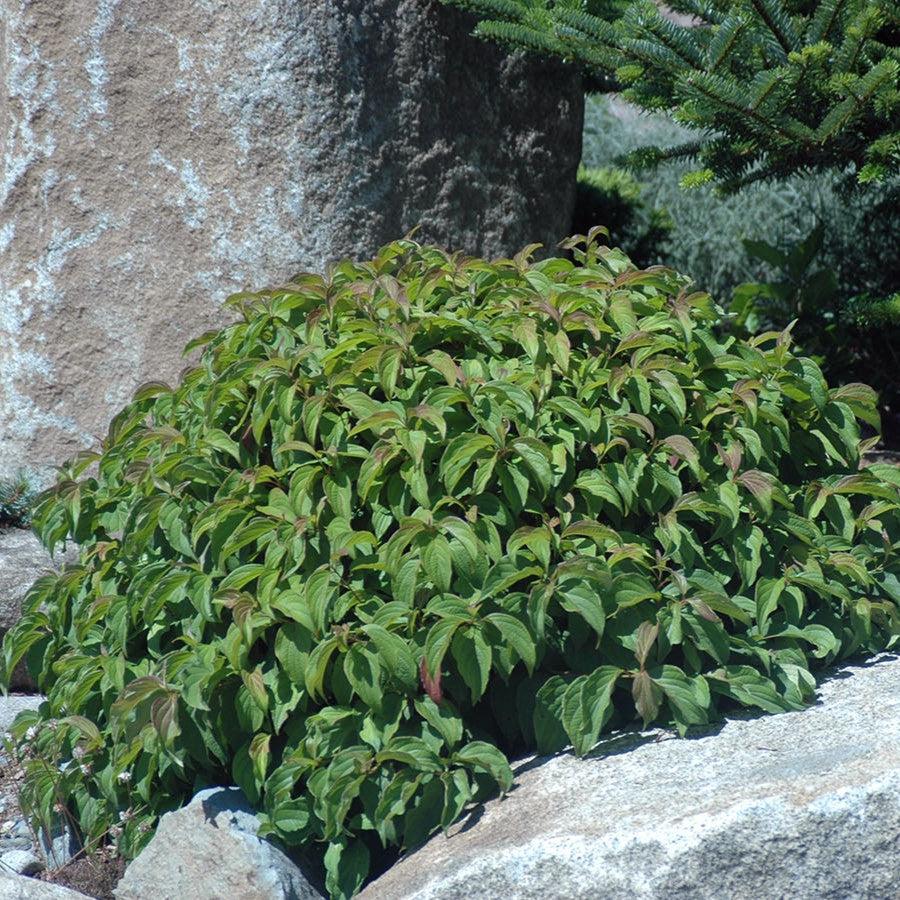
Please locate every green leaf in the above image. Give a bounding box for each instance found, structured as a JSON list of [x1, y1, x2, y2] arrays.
[[484, 612, 536, 673], [633, 621, 658, 669], [557, 582, 606, 642], [343, 646, 383, 710], [632, 670, 662, 726], [422, 535, 454, 593], [533, 675, 569, 754], [324, 838, 370, 900], [440, 434, 495, 492], [564, 666, 621, 756], [150, 693, 180, 745], [441, 768, 473, 831], [242, 668, 269, 714], [361, 624, 417, 692], [377, 736, 442, 772], [755, 577, 785, 636], [451, 628, 492, 702], [424, 617, 464, 685], [453, 741, 513, 792], [661, 435, 700, 477], [248, 732, 271, 785], [510, 438, 553, 495], [651, 665, 709, 731], [710, 666, 796, 713], [414, 696, 464, 749], [767, 624, 841, 659], [305, 638, 339, 701]]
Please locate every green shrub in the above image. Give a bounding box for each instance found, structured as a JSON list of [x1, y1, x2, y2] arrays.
[[726, 221, 900, 441], [573, 165, 673, 267], [0, 469, 39, 528], [4, 235, 900, 898]]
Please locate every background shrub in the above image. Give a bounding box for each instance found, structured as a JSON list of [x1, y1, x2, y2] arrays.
[[572, 163, 673, 267], [582, 96, 898, 301], [0, 469, 39, 528], [4, 236, 900, 898], [582, 95, 900, 439]]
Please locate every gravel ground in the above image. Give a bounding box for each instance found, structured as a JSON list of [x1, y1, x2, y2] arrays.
[[1, 695, 44, 878]]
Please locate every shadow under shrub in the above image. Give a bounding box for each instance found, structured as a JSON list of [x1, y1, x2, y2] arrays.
[[3, 234, 900, 898], [572, 165, 672, 268]]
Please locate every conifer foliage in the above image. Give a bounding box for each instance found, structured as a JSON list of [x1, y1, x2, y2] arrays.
[[446, 0, 900, 191]]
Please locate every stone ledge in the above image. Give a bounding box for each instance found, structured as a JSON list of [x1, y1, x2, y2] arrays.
[[362, 654, 900, 900]]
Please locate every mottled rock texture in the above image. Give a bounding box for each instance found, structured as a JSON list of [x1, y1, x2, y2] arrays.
[[361, 654, 900, 900], [0, 529, 77, 690], [0, 871, 91, 900], [0, 0, 582, 478], [114, 786, 323, 900]]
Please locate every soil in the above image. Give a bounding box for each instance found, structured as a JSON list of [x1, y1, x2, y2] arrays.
[[41, 850, 125, 900]]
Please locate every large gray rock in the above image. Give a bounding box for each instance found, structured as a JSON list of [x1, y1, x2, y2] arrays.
[[0, 0, 582, 478], [362, 654, 900, 900], [0, 529, 77, 690], [114, 786, 323, 900]]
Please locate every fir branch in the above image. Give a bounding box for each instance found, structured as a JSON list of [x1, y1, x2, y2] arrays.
[[748, 0, 801, 54], [443, 0, 900, 188], [808, 0, 850, 43], [553, 6, 619, 46], [748, 68, 784, 110], [682, 71, 814, 144], [707, 12, 750, 71], [815, 58, 899, 139], [474, 19, 568, 56]]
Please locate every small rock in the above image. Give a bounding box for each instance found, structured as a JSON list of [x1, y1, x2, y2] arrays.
[[0, 836, 32, 853], [0, 848, 44, 875], [0, 869, 93, 898], [0, 694, 44, 734], [115, 787, 324, 900], [0, 819, 34, 853], [37, 822, 79, 869]]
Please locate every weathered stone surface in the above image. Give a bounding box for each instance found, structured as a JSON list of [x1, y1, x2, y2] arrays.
[[0, 848, 43, 876], [1, 0, 582, 479], [0, 529, 77, 690], [114, 786, 323, 900], [0, 871, 90, 899], [362, 654, 900, 900]]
